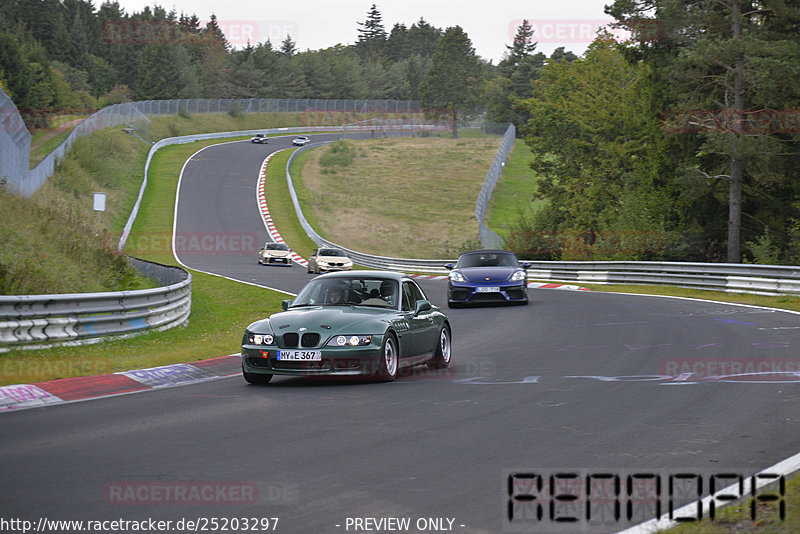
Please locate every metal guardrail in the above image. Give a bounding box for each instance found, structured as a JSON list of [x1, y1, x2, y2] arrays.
[[0, 258, 191, 352]]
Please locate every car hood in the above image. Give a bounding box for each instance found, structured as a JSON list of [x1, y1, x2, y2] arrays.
[[458, 266, 518, 282], [247, 306, 393, 335], [265, 250, 291, 257]]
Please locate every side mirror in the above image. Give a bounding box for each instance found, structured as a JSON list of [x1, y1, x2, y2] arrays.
[[281, 300, 292, 311], [444, 263, 454, 270], [414, 300, 432, 316], [522, 262, 532, 269]]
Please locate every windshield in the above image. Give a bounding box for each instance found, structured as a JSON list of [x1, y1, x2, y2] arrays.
[[457, 252, 519, 268], [266, 243, 288, 251], [319, 249, 347, 257], [291, 278, 399, 309]]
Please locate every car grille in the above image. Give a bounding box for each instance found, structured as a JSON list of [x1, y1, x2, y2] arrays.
[[281, 332, 320, 347], [302, 333, 320, 347], [247, 357, 268, 368], [273, 360, 330, 371], [506, 289, 526, 299]]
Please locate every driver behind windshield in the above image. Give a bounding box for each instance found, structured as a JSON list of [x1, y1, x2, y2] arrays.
[[327, 285, 345, 305]]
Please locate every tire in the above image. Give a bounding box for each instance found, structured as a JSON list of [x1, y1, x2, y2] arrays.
[[242, 364, 273, 385], [374, 333, 399, 381], [428, 324, 452, 369]]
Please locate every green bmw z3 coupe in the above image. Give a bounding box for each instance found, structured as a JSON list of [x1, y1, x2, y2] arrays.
[[241, 271, 452, 384]]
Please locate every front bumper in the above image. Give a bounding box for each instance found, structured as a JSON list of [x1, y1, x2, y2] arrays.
[[447, 281, 528, 305], [317, 264, 353, 272], [263, 256, 292, 266], [241, 341, 383, 377]]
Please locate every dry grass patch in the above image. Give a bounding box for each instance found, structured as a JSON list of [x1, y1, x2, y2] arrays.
[[297, 136, 501, 258]]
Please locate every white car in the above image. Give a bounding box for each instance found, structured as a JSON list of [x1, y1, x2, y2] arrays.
[[250, 133, 269, 144], [307, 248, 353, 274], [258, 242, 292, 266], [292, 136, 311, 146]]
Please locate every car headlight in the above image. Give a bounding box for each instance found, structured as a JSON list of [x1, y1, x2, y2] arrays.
[[247, 333, 274, 345], [449, 271, 465, 282], [326, 335, 372, 347], [510, 270, 527, 282]]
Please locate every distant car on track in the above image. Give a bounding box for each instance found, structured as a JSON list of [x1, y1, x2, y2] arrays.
[[307, 248, 353, 274], [250, 133, 269, 144], [240, 271, 452, 384], [292, 136, 311, 146], [445, 249, 531, 307], [258, 242, 292, 266]]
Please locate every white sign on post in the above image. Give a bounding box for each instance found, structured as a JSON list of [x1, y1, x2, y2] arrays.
[[93, 192, 106, 212], [93, 192, 106, 224]]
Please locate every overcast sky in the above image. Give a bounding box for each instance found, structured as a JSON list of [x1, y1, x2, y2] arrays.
[[111, 0, 620, 63]]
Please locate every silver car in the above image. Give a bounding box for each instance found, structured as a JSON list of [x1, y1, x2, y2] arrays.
[[292, 136, 311, 146]]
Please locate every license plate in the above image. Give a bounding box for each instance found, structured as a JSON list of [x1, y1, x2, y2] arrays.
[[277, 350, 322, 361], [477, 286, 500, 293]]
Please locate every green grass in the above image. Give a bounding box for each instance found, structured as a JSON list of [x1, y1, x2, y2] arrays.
[[293, 136, 501, 258], [1, 130, 151, 295], [486, 138, 545, 239], [29, 130, 71, 167], [664, 474, 799, 533]]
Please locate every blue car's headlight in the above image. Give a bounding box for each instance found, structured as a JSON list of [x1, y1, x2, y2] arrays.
[[449, 271, 465, 282], [247, 333, 274, 345], [326, 335, 372, 347], [510, 270, 527, 282]]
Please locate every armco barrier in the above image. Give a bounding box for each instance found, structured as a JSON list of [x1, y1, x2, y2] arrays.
[[0, 258, 190, 352]]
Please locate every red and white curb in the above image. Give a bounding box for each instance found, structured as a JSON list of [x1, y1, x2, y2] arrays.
[[256, 151, 308, 268], [0, 355, 242, 413], [410, 274, 588, 290]]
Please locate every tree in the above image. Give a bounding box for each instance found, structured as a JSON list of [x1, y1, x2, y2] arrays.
[[607, 0, 800, 262], [498, 20, 537, 77], [385, 23, 409, 62], [406, 18, 443, 58], [280, 35, 297, 56], [356, 4, 387, 62], [487, 20, 546, 126], [515, 35, 676, 259], [135, 44, 199, 99], [418, 26, 483, 137]]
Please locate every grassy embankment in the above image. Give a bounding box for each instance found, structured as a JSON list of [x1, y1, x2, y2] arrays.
[[485, 138, 545, 239], [293, 136, 502, 258]]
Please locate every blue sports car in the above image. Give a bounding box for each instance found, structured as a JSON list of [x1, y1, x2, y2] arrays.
[[445, 250, 531, 307]]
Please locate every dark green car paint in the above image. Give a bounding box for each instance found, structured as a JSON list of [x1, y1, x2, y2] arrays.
[[241, 271, 451, 382]]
